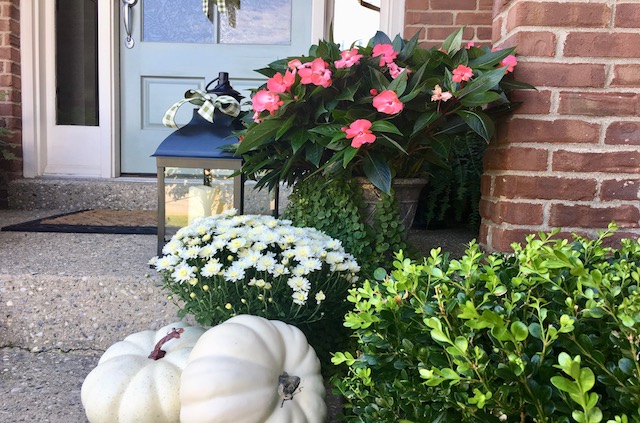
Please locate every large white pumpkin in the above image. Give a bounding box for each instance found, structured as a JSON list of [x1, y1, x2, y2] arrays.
[[81, 322, 205, 423], [180, 314, 327, 423]]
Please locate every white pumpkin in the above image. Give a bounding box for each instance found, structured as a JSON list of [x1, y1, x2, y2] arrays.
[[81, 322, 206, 423], [180, 314, 327, 423]]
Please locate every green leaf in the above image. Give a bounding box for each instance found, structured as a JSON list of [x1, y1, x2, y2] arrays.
[[468, 47, 515, 69], [441, 27, 463, 56], [457, 66, 508, 99], [369, 67, 390, 91], [551, 376, 581, 396], [275, 114, 295, 140], [371, 120, 404, 136], [459, 91, 502, 107], [308, 124, 344, 137], [290, 130, 307, 154], [235, 119, 282, 154], [456, 110, 495, 142], [411, 111, 440, 137], [363, 153, 391, 194], [370, 30, 392, 46], [500, 78, 537, 91], [342, 146, 358, 168], [336, 81, 361, 101], [305, 142, 324, 167], [510, 321, 529, 341], [388, 70, 408, 96]]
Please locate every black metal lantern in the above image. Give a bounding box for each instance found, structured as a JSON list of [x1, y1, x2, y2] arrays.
[[153, 72, 247, 255]]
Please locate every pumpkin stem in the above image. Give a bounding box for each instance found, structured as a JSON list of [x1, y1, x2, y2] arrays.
[[278, 372, 301, 408], [148, 327, 184, 360]]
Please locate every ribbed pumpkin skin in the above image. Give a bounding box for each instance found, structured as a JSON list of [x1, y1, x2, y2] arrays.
[[81, 322, 205, 423], [180, 315, 327, 423]]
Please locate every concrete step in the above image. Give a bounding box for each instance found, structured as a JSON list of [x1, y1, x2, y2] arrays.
[[7, 177, 289, 213]]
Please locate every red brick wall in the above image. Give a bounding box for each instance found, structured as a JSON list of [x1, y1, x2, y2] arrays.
[[404, 0, 493, 46], [481, 0, 640, 251], [0, 0, 20, 208]]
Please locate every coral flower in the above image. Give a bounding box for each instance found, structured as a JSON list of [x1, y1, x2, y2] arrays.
[[431, 85, 453, 102], [373, 90, 404, 115], [387, 62, 407, 79], [298, 57, 332, 88], [287, 59, 302, 70], [252, 90, 284, 115], [267, 70, 295, 93], [452, 64, 474, 83], [335, 48, 363, 69], [372, 44, 398, 67], [343, 119, 376, 148], [500, 55, 518, 73]]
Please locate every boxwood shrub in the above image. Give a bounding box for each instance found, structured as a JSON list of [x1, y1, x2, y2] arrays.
[[332, 224, 640, 422]]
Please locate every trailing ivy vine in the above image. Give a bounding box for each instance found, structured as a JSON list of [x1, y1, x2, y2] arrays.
[[283, 176, 409, 278]]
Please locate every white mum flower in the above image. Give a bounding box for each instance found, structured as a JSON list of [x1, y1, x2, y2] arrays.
[[256, 254, 277, 272], [198, 244, 216, 259], [301, 258, 323, 273], [172, 262, 196, 283], [228, 237, 247, 253], [325, 239, 342, 250], [270, 263, 290, 277], [223, 264, 246, 282], [155, 255, 179, 271], [201, 259, 223, 277], [292, 290, 308, 305], [292, 265, 308, 277], [252, 241, 268, 251], [326, 251, 345, 264], [180, 245, 200, 259], [293, 245, 312, 260], [287, 276, 310, 292], [162, 240, 182, 255], [212, 238, 227, 250]]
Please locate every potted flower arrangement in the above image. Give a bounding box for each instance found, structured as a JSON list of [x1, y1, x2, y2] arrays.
[[235, 28, 532, 195], [150, 209, 360, 328]]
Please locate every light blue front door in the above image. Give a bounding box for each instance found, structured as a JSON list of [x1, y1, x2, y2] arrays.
[[120, 0, 316, 174]]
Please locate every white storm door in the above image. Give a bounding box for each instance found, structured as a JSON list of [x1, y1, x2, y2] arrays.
[[120, 0, 316, 174]]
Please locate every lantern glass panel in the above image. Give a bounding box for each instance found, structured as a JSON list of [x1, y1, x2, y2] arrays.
[[163, 167, 236, 239]]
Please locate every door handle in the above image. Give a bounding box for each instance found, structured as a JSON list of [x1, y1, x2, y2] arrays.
[[122, 0, 138, 49]]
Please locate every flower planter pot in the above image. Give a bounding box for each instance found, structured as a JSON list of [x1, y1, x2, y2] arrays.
[[356, 177, 428, 233]]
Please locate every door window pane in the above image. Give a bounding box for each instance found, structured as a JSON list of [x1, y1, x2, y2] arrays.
[[219, 0, 292, 45], [143, 0, 214, 43], [55, 0, 99, 126]]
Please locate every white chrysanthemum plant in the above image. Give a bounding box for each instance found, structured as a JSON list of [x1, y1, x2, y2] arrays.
[[150, 209, 360, 327]]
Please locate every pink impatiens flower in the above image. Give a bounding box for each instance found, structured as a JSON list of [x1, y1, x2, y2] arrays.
[[343, 119, 376, 148], [252, 89, 284, 115], [466, 41, 475, 49], [372, 44, 399, 67], [452, 64, 474, 83], [298, 57, 332, 88], [335, 48, 363, 69], [431, 85, 453, 102], [373, 90, 404, 115], [500, 55, 518, 73], [387, 62, 407, 79], [288, 59, 302, 70], [267, 70, 295, 93]]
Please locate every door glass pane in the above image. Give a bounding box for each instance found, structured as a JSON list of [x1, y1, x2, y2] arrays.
[[55, 0, 99, 126], [333, 0, 380, 48], [219, 0, 292, 45], [143, 0, 214, 43]]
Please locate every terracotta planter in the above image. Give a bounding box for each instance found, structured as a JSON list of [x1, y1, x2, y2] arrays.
[[355, 177, 429, 232]]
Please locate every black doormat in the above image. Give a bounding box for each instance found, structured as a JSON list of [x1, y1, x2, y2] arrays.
[[1, 209, 157, 235]]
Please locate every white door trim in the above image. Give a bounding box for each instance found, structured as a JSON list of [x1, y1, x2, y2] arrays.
[[20, 0, 117, 178], [20, 0, 400, 179]]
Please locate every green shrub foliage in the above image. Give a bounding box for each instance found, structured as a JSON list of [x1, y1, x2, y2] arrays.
[[420, 131, 486, 231], [333, 223, 640, 422]]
